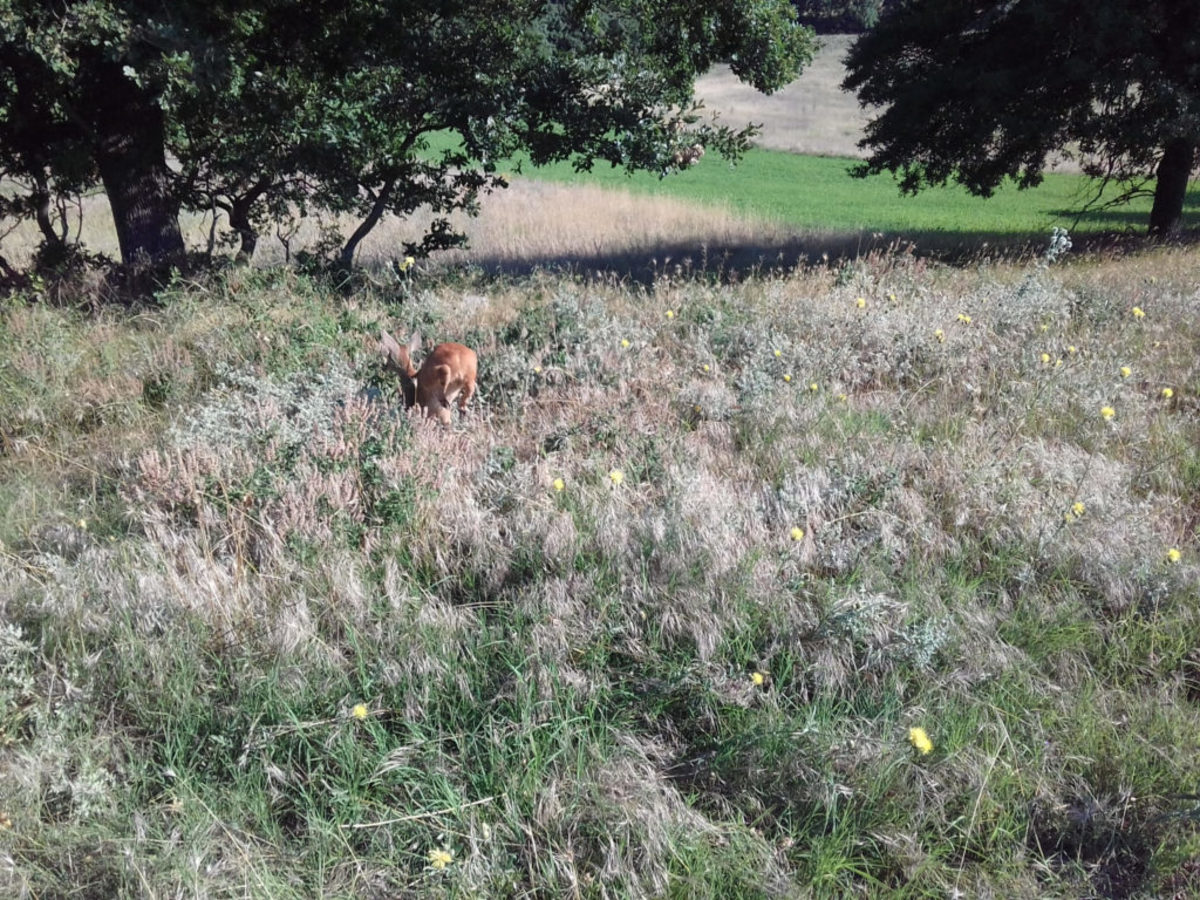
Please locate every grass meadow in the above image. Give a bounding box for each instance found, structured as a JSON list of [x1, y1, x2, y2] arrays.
[[2, 232, 1200, 897], [3, 34, 1200, 899], [519, 148, 1200, 244]]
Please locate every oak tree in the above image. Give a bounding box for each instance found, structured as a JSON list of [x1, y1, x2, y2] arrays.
[[843, 0, 1199, 236], [0, 0, 815, 272]]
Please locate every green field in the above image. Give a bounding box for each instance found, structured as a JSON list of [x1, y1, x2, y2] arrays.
[[518, 147, 1200, 240]]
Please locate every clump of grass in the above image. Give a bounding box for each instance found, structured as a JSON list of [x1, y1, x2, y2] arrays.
[[1, 238, 1198, 897]]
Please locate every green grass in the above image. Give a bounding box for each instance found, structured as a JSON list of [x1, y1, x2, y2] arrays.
[[516, 147, 1199, 239]]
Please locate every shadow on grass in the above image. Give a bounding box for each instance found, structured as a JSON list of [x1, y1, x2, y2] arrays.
[[454, 226, 1200, 285], [1051, 185, 1200, 231]]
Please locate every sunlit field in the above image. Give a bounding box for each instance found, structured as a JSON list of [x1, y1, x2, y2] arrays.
[[2, 26, 1200, 899], [3, 238, 1199, 896]]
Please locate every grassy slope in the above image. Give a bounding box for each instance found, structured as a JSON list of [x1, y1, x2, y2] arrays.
[[2, 246, 1199, 897]]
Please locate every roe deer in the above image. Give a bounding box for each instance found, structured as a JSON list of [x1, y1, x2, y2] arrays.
[[379, 329, 477, 425]]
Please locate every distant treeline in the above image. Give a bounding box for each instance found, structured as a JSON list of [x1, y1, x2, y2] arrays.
[[792, 0, 898, 32]]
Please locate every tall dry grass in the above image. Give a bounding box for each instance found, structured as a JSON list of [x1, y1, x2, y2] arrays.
[[2, 236, 1198, 896]]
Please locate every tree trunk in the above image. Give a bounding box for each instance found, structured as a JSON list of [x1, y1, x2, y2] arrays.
[[339, 175, 397, 270], [228, 189, 265, 264], [1148, 137, 1195, 238], [87, 64, 185, 267], [33, 175, 66, 248]]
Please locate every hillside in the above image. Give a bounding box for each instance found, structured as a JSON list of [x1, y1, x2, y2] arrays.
[[696, 35, 869, 158]]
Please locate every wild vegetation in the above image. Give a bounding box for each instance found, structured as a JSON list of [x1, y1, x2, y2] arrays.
[[2, 231, 1199, 896], [2, 3, 1199, 897]]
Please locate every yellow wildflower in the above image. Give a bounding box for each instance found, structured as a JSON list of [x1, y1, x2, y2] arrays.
[[783, 374, 792, 383], [351, 703, 369, 720], [78, 519, 88, 530], [1120, 366, 1131, 378], [1067, 345, 1077, 355], [665, 309, 675, 319], [621, 338, 630, 348], [428, 848, 453, 869], [552, 478, 565, 492], [1162, 387, 1174, 399], [1072, 502, 1086, 517], [1101, 406, 1116, 420], [908, 727, 933, 755], [856, 297, 866, 309], [1167, 548, 1182, 564], [774, 349, 782, 357], [751, 671, 767, 687], [1132, 306, 1145, 318], [609, 469, 624, 486], [888, 292, 897, 302], [397, 256, 415, 273], [790, 526, 804, 541], [809, 382, 819, 392], [1041, 353, 1051, 364], [532, 365, 542, 374], [934, 329, 945, 343], [956, 313, 971, 324], [702, 364, 710, 372]]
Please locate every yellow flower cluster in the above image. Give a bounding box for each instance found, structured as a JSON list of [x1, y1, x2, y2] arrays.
[[908, 726, 933, 755]]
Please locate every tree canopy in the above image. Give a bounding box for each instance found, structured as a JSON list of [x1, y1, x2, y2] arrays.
[[0, 0, 815, 274], [843, 0, 1200, 236]]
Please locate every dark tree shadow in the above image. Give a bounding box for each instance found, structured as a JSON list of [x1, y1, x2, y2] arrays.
[[455, 226, 1200, 285]]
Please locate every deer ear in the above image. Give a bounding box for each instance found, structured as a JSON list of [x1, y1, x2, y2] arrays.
[[408, 331, 422, 354], [379, 329, 403, 362]]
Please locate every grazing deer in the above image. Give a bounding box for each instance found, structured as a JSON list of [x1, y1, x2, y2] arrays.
[[378, 329, 477, 425]]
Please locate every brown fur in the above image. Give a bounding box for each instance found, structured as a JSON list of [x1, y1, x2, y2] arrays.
[[379, 329, 477, 425]]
